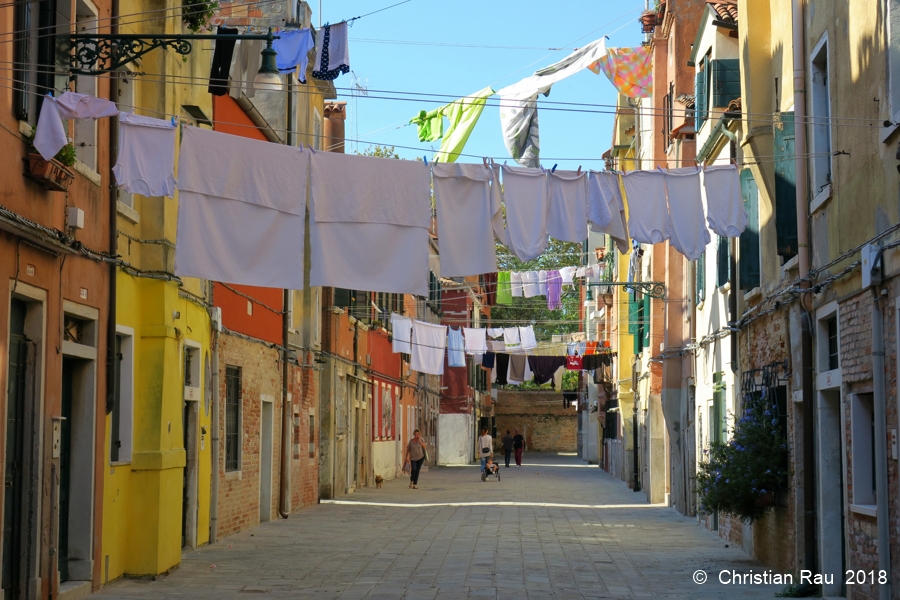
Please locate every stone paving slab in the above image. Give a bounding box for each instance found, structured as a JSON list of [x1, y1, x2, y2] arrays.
[[95, 453, 785, 599]]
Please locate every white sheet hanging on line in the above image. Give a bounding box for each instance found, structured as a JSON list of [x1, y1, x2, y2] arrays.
[[432, 162, 500, 277], [502, 165, 550, 261], [702, 164, 748, 237], [588, 170, 629, 253], [33, 95, 68, 161], [410, 320, 447, 375], [547, 169, 589, 243], [390, 313, 412, 354], [621, 170, 670, 245], [538, 269, 548, 296], [503, 326, 521, 349], [174, 126, 308, 289], [522, 271, 541, 298], [662, 167, 710, 261], [510, 271, 524, 297], [309, 151, 432, 296], [112, 112, 177, 198], [489, 163, 508, 243], [462, 327, 487, 354], [519, 325, 537, 351], [447, 327, 466, 367]]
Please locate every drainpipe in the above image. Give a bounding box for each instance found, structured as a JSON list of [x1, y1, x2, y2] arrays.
[[871, 252, 892, 600], [792, 0, 817, 580], [209, 282, 219, 542], [278, 289, 291, 518], [105, 0, 119, 417]]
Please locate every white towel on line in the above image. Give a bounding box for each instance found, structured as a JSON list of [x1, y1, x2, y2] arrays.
[[503, 327, 521, 348], [522, 271, 541, 297], [510, 271, 524, 297], [390, 313, 412, 354], [501, 165, 550, 261], [410, 320, 447, 376], [519, 325, 537, 351], [463, 327, 488, 354], [112, 112, 177, 198], [547, 169, 589, 243], [662, 167, 711, 261]]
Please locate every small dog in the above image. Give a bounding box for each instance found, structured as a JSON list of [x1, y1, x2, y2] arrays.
[[375, 475, 384, 488]]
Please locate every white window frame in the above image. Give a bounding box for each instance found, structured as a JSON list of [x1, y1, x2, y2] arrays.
[[183, 339, 202, 401], [814, 301, 840, 386], [808, 32, 833, 212], [74, 0, 99, 172], [850, 393, 876, 511], [112, 325, 135, 463]]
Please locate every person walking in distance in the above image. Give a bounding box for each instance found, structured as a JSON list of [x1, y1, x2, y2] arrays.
[[478, 428, 493, 481], [513, 429, 525, 467], [501, 430, 514, 468], [405, 429, 427, 489]]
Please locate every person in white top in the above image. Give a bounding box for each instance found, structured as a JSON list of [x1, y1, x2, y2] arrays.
[[478, 428, 493, 481]]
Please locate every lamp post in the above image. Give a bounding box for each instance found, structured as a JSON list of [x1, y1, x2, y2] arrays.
[[69, 28, 283, 91]]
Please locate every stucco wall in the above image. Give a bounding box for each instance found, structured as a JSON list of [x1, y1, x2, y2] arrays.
[[438, 413, 472, 465]]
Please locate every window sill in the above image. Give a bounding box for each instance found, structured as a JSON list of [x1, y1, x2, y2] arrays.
[[117, 201, 140, 224], [110, 460, 132, 467], [810, 183, 832, 214], [73, 161, 101, 187], [850, 503, 877, 518], [224, 470, 242, 481]]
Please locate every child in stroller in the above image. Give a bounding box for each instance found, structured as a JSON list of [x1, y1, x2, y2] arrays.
[[482, 456, 500, 481]]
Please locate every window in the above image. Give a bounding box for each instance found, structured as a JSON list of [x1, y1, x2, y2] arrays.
[[13, 0, 71, 123], [774, 112, 798, 260], [308, 414, 315, 458], [73, 0, 99, 170], [224, 366, 241, 471], [333, 289, 372, 321], [851, 393, 875, 505], [663, 82, 674, 148], [739, 170, 760, 290], [716, 236, 731, 288], [887, 0, 900, 122], [710, 372, 726, 444], [695, 250, 706, 303], [809, 36, 832, 199], [695, 59, 708, 129], [826, 317, 839, 370], [711, 59, 741, 108], [111, 330, 134, 462]]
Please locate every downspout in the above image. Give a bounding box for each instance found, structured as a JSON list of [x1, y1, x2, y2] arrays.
[[871, 253, 892, 600], [105, 0, 119, 417], [792, 0, 817, 580], [279, 289, 291, 518], [209, 282, 219, 542]]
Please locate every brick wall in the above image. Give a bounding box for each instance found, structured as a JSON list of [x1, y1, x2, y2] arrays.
[[493, 391, 577, 452]]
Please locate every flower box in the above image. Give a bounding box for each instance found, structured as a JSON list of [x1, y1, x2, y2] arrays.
[[24, 154, 75, 192]]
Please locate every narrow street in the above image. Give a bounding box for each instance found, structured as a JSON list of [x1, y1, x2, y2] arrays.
[[97, 454, 781, 599]]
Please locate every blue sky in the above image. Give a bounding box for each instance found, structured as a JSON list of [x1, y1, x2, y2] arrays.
[[317, 0, 648, 170]]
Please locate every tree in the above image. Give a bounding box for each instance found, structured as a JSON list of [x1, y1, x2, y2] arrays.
[[358, 144, 400, 159]]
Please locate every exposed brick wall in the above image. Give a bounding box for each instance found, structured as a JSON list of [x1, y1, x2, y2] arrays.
[[493, 391, 577, 452]]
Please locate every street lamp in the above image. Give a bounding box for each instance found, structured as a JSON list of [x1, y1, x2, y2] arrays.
[[253, 39, 283, 91]]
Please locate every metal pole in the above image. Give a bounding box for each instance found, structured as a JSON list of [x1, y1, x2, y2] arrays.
[[278, 290, 291, 518]]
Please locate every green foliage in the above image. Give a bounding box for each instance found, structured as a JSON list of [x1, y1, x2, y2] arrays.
[[696, 391, 788, 522], [507, 370, 578, 392], [358, 144, 400, 159], [182, 0, 219, 33], [25, 130, 76, 167]]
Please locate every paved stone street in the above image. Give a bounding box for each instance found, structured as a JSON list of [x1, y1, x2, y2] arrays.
[[97, 454, 783, 599]]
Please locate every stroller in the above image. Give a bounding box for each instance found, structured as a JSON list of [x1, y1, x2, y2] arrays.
[[481, 457, 501, 482]]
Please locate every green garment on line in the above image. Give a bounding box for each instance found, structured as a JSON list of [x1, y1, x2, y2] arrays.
[[496, 271, 512, 305], [435, 86, 494, 163], [409, 108, 444, 142]]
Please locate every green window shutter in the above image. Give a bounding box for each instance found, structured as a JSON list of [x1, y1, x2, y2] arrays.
[[696, 251, 706, 303], [716, 236, 731, 288], [642, 294, 651, 348], [333, 288, 351, 309], [628, 292, 640, 335], [695, 70, 707, 129], [712, 372, 725, 444], [739, 169, 761, 290], [774, 112, 798, 259], [711, 59, 741, 108]]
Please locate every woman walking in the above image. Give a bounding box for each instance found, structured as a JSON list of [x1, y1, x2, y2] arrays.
[[405, 429, 427, 489], [478, 428, 493, 481]]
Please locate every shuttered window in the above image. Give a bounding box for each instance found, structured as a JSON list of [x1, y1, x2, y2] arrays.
[[696, 250, 706, 303], [739, 170, 761, 290], [774, 112, 798, 259], [695, 68, 708, 129], [717, 236, 731, 288], [711, 59, 741, 108]]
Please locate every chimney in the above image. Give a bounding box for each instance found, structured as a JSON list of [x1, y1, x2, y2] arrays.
[[323, 102, 347, 153]]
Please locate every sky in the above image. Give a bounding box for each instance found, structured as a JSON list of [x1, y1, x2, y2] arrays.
[[316, 0, 649, 171]]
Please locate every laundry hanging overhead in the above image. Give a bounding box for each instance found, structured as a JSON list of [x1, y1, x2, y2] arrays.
[[547, 169, 590, 243], [208, 27, 239, 95], [312, 22, 350, 80], [410, 320, 447, 375], [501, 165, 550, 261], [434, 86, 494, 163], [662, 166, 711, 261], [174, 126, 308, 289], [112, 112, 177, 198], [497, 38, 607, 167], [33, 92, 119, 161], [55, 91, 119, 119], [229, 39, 263, 98], [409, 107, 444, 142], [702, 164, 748, 237], [621, 169, 671, 245], [589, 45, 653, 98], [588, 170, 629, 254], [274, 28, 315, 77]]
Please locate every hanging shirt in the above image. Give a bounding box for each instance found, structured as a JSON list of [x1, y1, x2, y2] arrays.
[[55, 91, 118, 119], [482, 352, 496, 370], [447, 327, 466, 367], [274, 29, 315, 78], [409, 107, 444, 142], [528, 356, 566, 385], [522, 271, 541, 298], [229, 39, 263, 98], [547, 270, 562, 310], [410, 320, 447, 376], [390, 313, 412, 354], [519, 325, 537, 351], [434, 86, 494, 163], [559, 266, 578, 288], [502, 165, 551, 261], [33, 95, 68, 161], [510, 271, 524, 297], [309, 151, 432, 296], [566, 355, 584, 370], [495, 353, 510, 385], [621, 170, 670, 245], [112, 112, 177, 198], [208, 27, 238, 95], [547, 169, 589, 243], [497, 272, 513, 304], [487, 328, 504, 338], [462, 327, 487, 355], [702, 164, 748, 237], [588, 46, 653, 99], [312, 22, 350, 80], [503, 327, 521, 349], [433, 162, 500, 277], [174, 126, 307, 289], [537, 269, 548, 296], [588, 171, 630, 254], [663, 166, 711, 261]]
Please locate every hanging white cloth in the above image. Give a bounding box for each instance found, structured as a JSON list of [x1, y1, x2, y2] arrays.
[[519, 325, 537, 351], [547, 169, 589, 243], [588, 171, 629, 254], [537, 269, 548, 296], [229, 39, 263, 98], [463, 327, 488, 354], [702, 164, 748, 237], [502, 165, 550, 261], [432, 162, 499, 277], [559, 265, 578, 288], [390, 313, 412, 354], [309, 151, 432, 296], [175, 126, 308, 288], [489, 163, 508, 243], [112, 112, 177, 198], [522, 271, 541, 298], [621, 170, 670, 245], [447, 327, 466, 367], [410, 320, 447, 376], [487, 327, 504, 338], [33, 95, 68, 161], [510, 271, 524, 297], [55, 91, 118, 119], [503, 326, 521, 349], [662, 167, 711, 261]]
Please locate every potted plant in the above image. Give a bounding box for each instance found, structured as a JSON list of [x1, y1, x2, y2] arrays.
[[182, 0, 219, 33], [640, 10, 658, 33], [696, 391, 788, 522], [23, 132, 77, 192]]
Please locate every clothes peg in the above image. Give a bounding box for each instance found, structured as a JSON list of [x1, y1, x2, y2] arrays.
[[171, 116, 177, 126], [551, 164, 558, 173], [423, 155, 428, 165], [577, 165, 582, 174]]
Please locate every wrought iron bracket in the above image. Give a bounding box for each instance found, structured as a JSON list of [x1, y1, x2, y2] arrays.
[[68, 31, 277, 76], [584, 281, 667, 299]]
